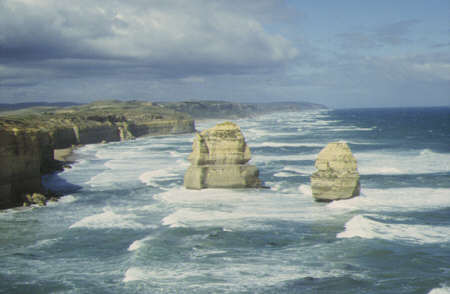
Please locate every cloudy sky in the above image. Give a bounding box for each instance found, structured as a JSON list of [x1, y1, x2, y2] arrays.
[[0, 0, 448, 107]]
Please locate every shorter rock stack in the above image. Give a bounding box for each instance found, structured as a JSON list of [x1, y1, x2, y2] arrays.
[[310, 142, 360, 201], [184, 122, 261, 189]]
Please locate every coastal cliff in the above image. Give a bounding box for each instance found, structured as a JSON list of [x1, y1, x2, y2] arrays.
[[0, 101, 195, 209], [0, 128, 44, 208], [156, 101, 327, 119]]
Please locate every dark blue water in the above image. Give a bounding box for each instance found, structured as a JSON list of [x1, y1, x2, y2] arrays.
[[1, 108, 449, 293]]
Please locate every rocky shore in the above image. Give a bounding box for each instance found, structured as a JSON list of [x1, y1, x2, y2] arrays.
[[0, 101, 195, 209], [0, 99, 327, 209]]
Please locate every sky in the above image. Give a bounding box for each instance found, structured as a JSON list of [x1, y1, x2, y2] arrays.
[[0, 0, 449, 108]]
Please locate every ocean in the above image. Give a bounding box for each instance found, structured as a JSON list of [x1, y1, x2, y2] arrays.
[[1, 107, 449, 294]]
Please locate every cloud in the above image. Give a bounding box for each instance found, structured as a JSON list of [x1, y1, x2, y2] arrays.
[[0, 0, 298, 79]]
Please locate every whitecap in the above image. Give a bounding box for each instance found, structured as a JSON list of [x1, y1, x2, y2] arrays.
[[274, 172, 296, 178], [252, 153, 315, 163], [156, 188, 338, 229], [123, 267, 148, 282], [283, 165, 315, 175], [429, 285, 450, 294], [298, 184, 312, 196], [69, 208, 145, 230], [139, 168, 180, 187], [128, 236, 155, 251], [327, 188, 450, 213], [356, 149, 450, 175], [251, 142, 324, 148], [337, 215, 450, 245], [46, 195, 77, 207]]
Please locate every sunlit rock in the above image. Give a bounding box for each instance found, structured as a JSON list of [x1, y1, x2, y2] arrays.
[[310, 142, 360, 201], [184, 122, 261, 189]]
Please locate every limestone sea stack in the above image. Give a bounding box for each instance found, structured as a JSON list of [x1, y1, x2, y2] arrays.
[[184, 122, 261, 189], [310, 142, 360, 201]]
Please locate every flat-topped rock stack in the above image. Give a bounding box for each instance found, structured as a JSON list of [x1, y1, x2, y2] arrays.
[[310, 142, 360, 201], [184, 122, 261, 189]]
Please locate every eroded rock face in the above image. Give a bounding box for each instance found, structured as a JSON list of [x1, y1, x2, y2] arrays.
[[184, 122, 261, 189], [310, 142, 360, 201], [0, 129, 44, 209]]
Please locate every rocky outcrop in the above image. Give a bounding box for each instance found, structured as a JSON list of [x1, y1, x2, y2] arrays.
[[184, 122, 261, 189], [0, 101, 195, 209], [310, 142, 360, 201]]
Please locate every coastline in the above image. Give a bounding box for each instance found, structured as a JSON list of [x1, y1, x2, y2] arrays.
[[54, 145, 81, 163]]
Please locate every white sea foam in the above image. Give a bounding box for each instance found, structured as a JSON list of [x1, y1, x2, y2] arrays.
[[47, 195, 77, 206], [156, 188, 338, 229], [123, 267, 148, 282], [298, 184, 312, 196], [139, 169, 179, 187], [252, 153, 316, 163], [327, 188, 450, 213], [283, 165, 315, 175], [122, 259, 349, 289], [251, 142, 324, 148], [331, 127, 375, 131], [338, 215, 450, 245], [274, 172, 297, 178], [357, 149, 450, 175], [429, 285, 450, 294], [128, 236, 154, 251], [69, 208, 145, 230]]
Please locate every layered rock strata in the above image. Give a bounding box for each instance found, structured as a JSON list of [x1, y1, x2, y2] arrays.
[[0, 128, 47, 208], [0, 101, 195, 209], [184, 122, 261, 189], [310, 142, 360, 201]]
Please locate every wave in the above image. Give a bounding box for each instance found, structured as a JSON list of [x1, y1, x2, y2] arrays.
[[251, 142, 324, 148], [274, 172, 297, 178], [283, 165, 315, 175], [298, 184, 312, 196], [337, 214, 450, 245], [128, 236, 154, 251], [155, 188, 339, 229], [139, 168, 180, 187], [123, 267, 148, 282], [356, 149, 450, 175], [429, 284, 450, 294], [69, 208, 146, 230], [46, 195, 77, 207], [327, 188, 450, 213], [252, 153, 316, 163]]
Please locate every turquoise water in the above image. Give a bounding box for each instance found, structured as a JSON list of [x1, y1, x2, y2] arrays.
[[1, 108, 449, 293]]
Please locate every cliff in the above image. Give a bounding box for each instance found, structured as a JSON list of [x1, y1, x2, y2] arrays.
[[156, 101, 327, 119], [184, 122, 261, 189], [0, 101, 195, 209]]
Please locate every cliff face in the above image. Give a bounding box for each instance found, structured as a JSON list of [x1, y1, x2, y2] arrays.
[[0, 128, 45, 209], [0, 101, 195, 209], [184, 122, 261, 189]]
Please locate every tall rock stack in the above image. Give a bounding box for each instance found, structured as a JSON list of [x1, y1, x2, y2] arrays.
[[310, 142, 360, 201], [184, 122, 261, 189]]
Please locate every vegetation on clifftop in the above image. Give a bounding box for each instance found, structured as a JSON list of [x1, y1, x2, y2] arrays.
[[0, 100, 192, 132]]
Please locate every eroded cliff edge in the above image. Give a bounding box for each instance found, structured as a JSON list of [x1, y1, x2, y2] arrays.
[[0, 101, 195, 209]]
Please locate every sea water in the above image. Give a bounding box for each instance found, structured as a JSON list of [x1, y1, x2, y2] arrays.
[[0, 107, 449, 294]]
